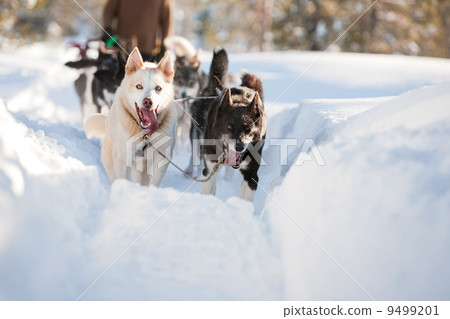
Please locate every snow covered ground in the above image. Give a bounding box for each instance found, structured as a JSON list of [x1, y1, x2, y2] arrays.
[[1, 42, 450, 300]]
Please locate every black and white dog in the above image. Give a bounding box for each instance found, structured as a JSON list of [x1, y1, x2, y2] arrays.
[[65, 45, 124, 123], [201, 73, 266, 202], [186, 47, 230, 176]]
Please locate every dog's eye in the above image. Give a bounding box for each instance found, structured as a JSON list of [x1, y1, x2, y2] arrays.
[[227, 124, 233, 132], [136, 84, 143, 90], [155, 85, 162, 92]]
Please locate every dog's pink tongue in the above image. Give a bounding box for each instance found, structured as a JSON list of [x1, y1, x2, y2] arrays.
[[140, 108, 158, 134], [224, 149, 242, 167]]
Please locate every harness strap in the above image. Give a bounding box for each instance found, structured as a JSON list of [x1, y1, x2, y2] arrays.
[[173, 96, 217, 103], [143, 134, 223, 183]]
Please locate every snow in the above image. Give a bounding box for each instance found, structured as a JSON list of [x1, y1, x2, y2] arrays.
[[1, 43, 450, 300], [84, 181, 282, 300], [267, 83, 450, 300]]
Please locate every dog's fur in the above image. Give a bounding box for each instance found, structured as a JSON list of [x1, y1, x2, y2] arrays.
[[164, 36, 207, 100], [92, 52, 125, 100], [65, 51, 122, 122], [201, 73, 266, 202], [65, 59, 98, 121], [185, 47, 230, 176], [164, 36, 208, 147], [85, 47, 176, 186]]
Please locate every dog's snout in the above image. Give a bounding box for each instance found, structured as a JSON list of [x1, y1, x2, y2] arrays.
[[236, 140, 246, 152], [142, 97, 153, 108]]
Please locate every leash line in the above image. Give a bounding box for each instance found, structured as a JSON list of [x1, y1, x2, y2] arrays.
[[143, 134, 223, 183], [173, 96, 217, 103]]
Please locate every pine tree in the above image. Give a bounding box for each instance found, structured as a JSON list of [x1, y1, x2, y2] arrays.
[[272, 0, 450, 58], [174, 0, 271, 52], [0, 0, 106, 45], [1, 0, 449, 58]]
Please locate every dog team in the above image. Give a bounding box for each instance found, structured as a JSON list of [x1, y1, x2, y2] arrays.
[[65, 37, 266, 202]]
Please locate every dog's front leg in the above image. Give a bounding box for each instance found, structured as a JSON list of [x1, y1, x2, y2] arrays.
[[149, 160, 169, 187], [148, 147, 172, 187], [239, 140, 265, 202], [114, 155, 128, 181], [240, 167, 259, 202], [201, 160, 219, 195], [186, 124, 198, 176], [241, 179, 256, 202], [101, 137, 115, 182], [130, 158, 147, 185]]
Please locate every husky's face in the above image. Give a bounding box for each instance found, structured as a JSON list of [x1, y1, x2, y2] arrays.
[[123, 48, 174, 134], [173, 55, 202, 99], [173, 66, 202, 98], [214, 87, 265, 167]]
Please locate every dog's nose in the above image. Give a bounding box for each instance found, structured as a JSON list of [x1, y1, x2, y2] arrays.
[[181, 88, 187, 98], [142, 97, 153, 108]]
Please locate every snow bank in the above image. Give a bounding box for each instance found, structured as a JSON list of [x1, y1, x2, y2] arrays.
[[0, 100, 282, 300], [0, 98, 108, 298], [268, 83, 450, 300], [263, 97, 394, 178]]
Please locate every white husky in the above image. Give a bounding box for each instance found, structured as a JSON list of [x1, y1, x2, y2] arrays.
[[85, 47, 177, 186]]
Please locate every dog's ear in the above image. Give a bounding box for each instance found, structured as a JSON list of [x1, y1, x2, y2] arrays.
[[248, 92, 261, 117], [195, 48, 202, 60], [219, 88, 233, 109], [126, 47, 144, 76], [157, 52, 174, 82], [190, 49, 201, 69]]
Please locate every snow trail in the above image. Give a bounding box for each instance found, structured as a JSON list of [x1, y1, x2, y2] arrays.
[[1, 44, 450, 299]]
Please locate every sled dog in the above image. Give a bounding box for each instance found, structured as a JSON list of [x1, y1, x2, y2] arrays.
[[65, 49, 119, 121], [164, 36, 206, 100], [186, 47, 230, 176], [164, 36, 207, 147], [85, 47, 176, 186], [201, 73, 266, 202]]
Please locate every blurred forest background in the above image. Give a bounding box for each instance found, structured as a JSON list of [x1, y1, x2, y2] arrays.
[[1, 0, 449, 58]]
